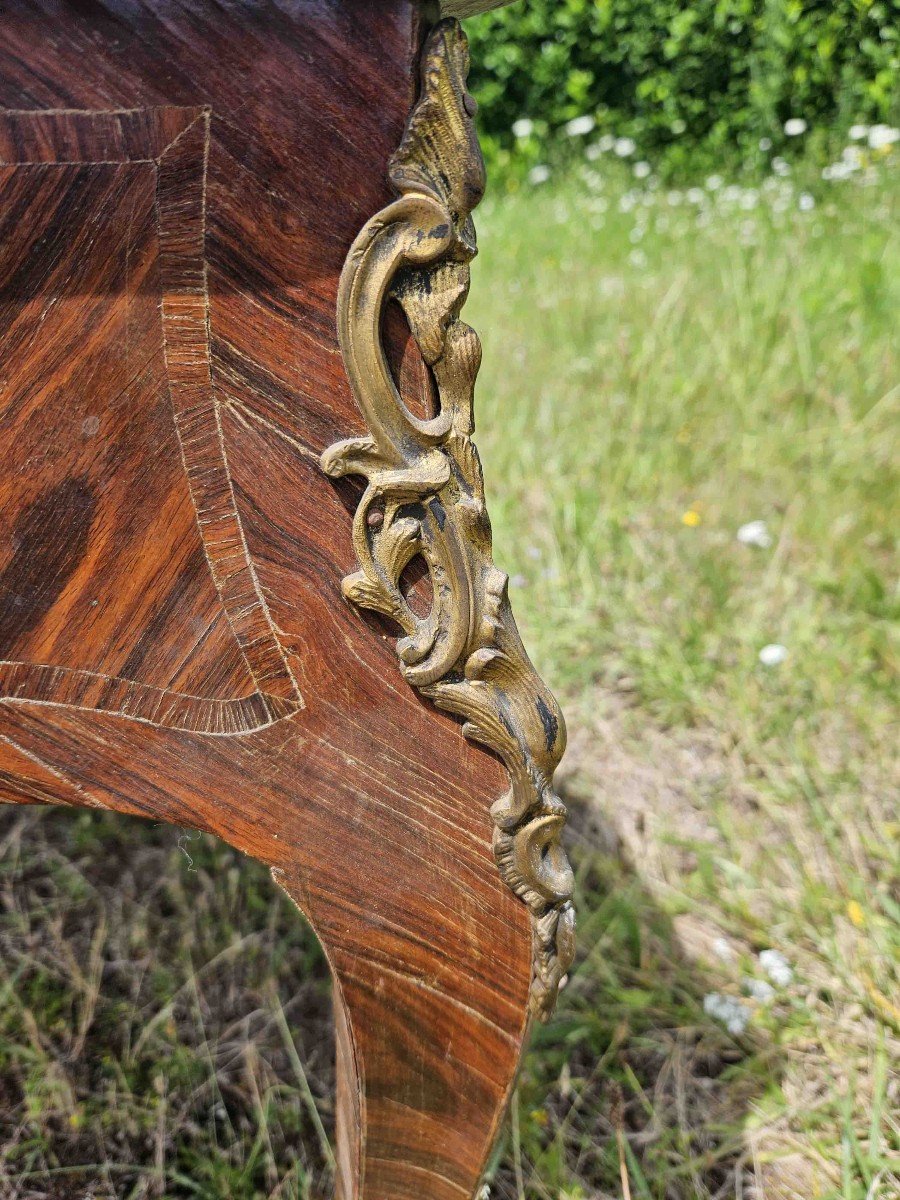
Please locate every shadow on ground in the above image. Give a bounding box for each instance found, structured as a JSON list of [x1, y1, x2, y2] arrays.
[[487, 779, 786, 1199]]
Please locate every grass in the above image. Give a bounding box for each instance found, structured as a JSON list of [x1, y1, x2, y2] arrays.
[[0, 811, 334, 1199], [468, 157, 899, 1198], [1, 158, 898, 1197]]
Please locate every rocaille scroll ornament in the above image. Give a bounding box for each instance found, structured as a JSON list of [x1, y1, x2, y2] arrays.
[[321, 18, 575, 1020]]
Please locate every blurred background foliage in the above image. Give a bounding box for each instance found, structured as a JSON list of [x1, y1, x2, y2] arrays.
[[468, 0, 900, 178]]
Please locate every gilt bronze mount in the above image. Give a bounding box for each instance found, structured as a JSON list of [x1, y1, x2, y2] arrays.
[[322, 17, 575, 1021]]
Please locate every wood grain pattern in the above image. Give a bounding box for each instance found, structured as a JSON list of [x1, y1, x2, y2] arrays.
[[0, 3, 534, 1197]]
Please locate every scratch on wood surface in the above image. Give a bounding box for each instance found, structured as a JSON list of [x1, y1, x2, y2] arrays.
[[365, 1157, 470, 1198], [0, 731, 104, 808], [225, 397, 320, 463], [0, 159, 158, 166], [333, 896, 522, 1022], [0, 106, 206, 165], [0, 107, 196, 116], [314, 722, 490, 855], [0, 661, 300, 735]]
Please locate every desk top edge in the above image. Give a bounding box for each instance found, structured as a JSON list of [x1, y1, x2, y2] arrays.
[[440, 0, 517, 16]]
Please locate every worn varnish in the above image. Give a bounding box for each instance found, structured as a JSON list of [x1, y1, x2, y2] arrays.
[[0, 3, 534, 1197]]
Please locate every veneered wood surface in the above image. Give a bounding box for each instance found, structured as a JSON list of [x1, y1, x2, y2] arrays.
[[0, 3, 532, 1197]]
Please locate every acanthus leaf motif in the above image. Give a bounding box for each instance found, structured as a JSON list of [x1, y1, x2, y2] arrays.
[[321, 18, 575, 1020]]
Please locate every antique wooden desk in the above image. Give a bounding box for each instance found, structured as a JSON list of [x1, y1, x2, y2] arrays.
[[0, 2, 574, 1196]]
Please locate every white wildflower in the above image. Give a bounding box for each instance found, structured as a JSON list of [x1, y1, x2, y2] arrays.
[[758, 643, 788, 667], [629, 248, 647, 269], [585, 143, 603, 161], [510, 573, 528, 588], [868, 124, 900, 150], [687, 187, 705, 205], [744, 977, 776, 1003], [704, 992, 751, 1035], [633, 160, 651, 179], [598, 133, 616, 152], [565, 114, 595, 137], [512, 118, 534, 139], [798, 192, 815, 211], [712, 937, 735, 962], [843, 145, 865, 169], [705, 174, 723, 191], [784, 118, 807, 137], [759, 949, 794, 987], [772, 157, 791, 176], [528, 165, 550, 185], [614, 137, 636, 157], [741, 189, 759, 210], [736, 520, 772, 548], [666, 189, 683, 206], [739, 220, 758, 247], [759, 136, 773, 152], [849, 124, 869, 141]]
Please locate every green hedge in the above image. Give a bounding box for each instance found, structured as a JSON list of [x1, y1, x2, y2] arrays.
[[466, 0, 900, 175]]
